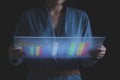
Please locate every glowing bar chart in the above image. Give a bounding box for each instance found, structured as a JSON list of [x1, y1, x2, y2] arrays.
[[15, 42, 90, 57], [14, 37, 105, 58]]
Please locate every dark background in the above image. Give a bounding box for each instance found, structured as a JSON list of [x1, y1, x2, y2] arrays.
[[1, 0, 118, 80]]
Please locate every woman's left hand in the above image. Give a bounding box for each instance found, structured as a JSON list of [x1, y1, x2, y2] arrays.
[[90, 45, 107, 60]]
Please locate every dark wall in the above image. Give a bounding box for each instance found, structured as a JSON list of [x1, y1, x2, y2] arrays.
[[1, 0, 117, 80]]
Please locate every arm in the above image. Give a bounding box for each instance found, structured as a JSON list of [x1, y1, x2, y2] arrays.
[[9, 11, 28, 66], [79, 11, 106, 67], [79, 11, 97, 67]]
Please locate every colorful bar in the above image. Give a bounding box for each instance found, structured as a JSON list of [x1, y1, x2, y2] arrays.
[[52, 42, 58, 56], [77, 42, 85, 56], [40, 47, 42, 56], [30, 47, 34, 56], [81, 42, 89, 56], [18, 41, 22, 46], [68, 42, 76, 56], [36, 47, 40, 56]]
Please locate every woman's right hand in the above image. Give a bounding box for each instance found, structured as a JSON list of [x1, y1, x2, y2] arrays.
[[9, 45, 24, 65], [9, 45, 24, 60]]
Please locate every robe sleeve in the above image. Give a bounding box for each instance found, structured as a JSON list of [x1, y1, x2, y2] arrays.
[[13, 11, 29, 36], [78, 11, 98, 67], [9, 11, 28, 66]]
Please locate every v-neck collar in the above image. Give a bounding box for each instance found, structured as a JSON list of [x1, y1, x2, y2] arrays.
[[46, 7, 67, 37]]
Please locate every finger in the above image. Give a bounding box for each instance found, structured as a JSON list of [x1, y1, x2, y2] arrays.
[[13, 51, 24, 59], [98, 45, 106, 51], [98, 48, 106, 52], [90, 49, 100, 53], [12, 48, 22, 51], [96, 55, 104, 59], [91, 51, 105, 58], [11, 48, 23, 55], [11, 48, 23, 54], [12, 49, 21, 54], [95, 56, 103, 59], [95, 54, 105, 58], [96, 52, 105, 57], [96, 51, 106, 55], [97, 54, 105, 57]]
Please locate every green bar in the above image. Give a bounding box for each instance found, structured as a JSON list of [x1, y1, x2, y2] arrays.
[[68, 42, 76, 56], [30, 47, 34, 56], [18, 42, 22, 46]]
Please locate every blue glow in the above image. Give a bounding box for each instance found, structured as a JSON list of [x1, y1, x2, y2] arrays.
[[14, 37, 105, 58]]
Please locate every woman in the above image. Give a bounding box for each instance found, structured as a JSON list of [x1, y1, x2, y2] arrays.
[[9, 0, 106, 80]]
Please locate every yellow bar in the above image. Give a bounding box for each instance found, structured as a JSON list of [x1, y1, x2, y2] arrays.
[[77, 42, 85, 56], [36, 47, 40, 56]]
